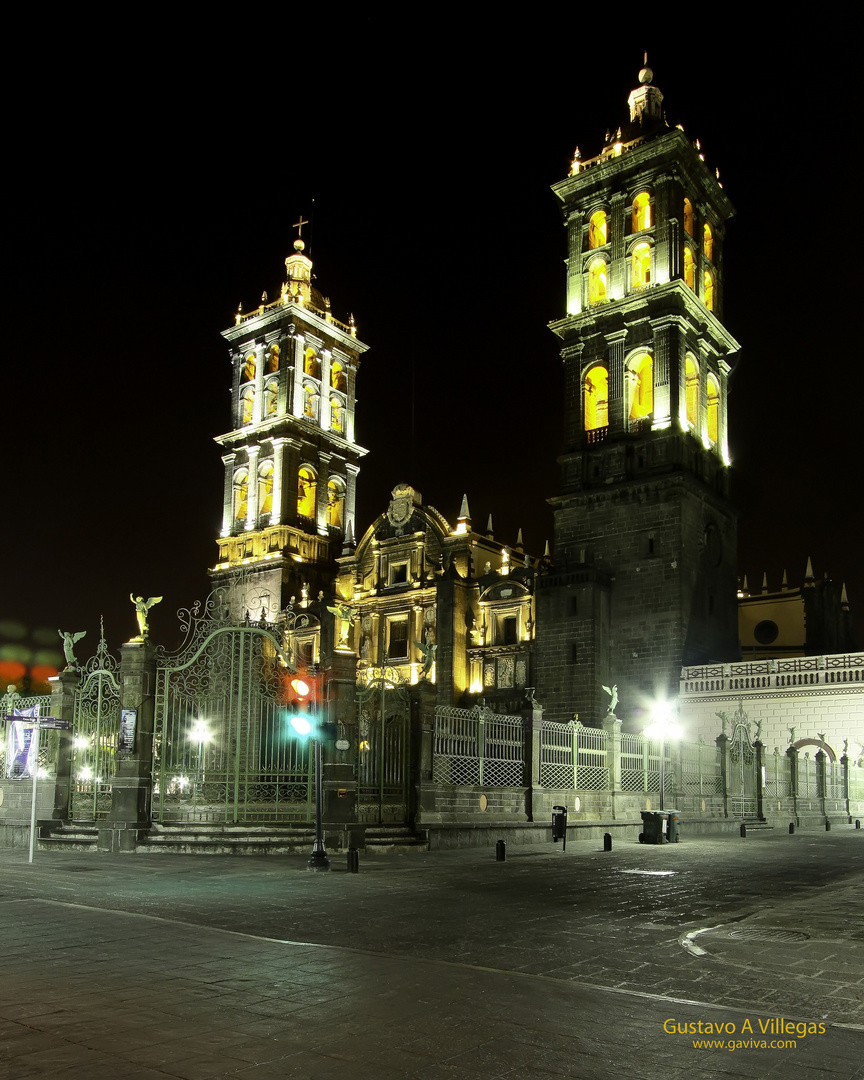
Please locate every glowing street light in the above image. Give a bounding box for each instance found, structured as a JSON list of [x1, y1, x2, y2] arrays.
[[644, 700, 682, 812]]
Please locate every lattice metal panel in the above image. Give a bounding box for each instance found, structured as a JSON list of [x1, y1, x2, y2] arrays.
[[483, 757, 523, 786], [577, 766, 609, 790], [540, 762, 576, 788], [432, 755, 481, 786]]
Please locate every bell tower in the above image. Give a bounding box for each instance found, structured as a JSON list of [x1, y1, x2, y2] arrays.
[[211, 234, 369, 618], [535, 63, 740, 726]]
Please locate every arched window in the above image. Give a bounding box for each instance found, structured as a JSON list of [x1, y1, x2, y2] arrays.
[[267, 344, 280, 373], [628, 353, 653, 425], [233, 470, 248, 524], [703, 223, 714, 262], [330, 361, 347, 392], [632, 192, 651, 232], [330, 396, 343, 434], [304, 347, 321, 380], [303, 383, 318, 420], [706, 376, 720, 446], [683, 198, 694, 237], [243, 354, 256, 382], [685, 355, 699, 429], [704, 269, 715, 311], [683, 246, 695, 290], [583, 365, 608, 431], [258, 463, 273, 516], [264, 378, 278, 417], [326, 477, 346, 529], [297, 467, 317, 519], [240, 386, 255, 426], [632, 242, 651, 289], [588, 259, 608, 305], [588, 210, 608, 249]]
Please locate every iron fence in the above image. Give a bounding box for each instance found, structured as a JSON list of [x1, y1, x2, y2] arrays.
[[432, 706, 524, 787]]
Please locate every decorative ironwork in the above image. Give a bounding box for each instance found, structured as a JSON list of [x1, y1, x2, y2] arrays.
[[152, 582, 311, 824], [356, 665, 410, 824], [539, 721, 609, 790], [432, 706, 524, 788], [728, 700, 758, 818], [70, 624, 120, 819]]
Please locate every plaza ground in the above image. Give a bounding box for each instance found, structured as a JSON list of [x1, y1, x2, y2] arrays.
[[1, 826, 862, 1079]]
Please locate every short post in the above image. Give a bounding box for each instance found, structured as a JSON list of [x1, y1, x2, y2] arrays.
[[789, 822, 795, 834], [495, 839, 506, 862], [740, 822, 747, 838], [825, 820, 831, 832], [347, 848, 359, 873], [603, 833, 612, 852]]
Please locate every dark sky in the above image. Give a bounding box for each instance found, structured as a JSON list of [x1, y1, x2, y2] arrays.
[[4, 20, 861, 675]]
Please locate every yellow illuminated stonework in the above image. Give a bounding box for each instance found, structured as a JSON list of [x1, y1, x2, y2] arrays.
[[628, 353, 653, 423], [588, 259, 608, 305], [632, 191, 651, 231], [684, 246, 695, 290], [707, 376, 720, 446], [704, 269, 715, 311], [683, 198, 694, 236], [584, 365, 609, 431], [632, 242, 651, 289], [685, 355, 698, 429], [297, 467, 316, 518], [588, 210, 608, 249], [703, 223, 714, 261]]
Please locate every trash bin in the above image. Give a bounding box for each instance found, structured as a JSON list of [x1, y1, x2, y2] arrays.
[[666, 811, 680, 843], [639, 810, 668, 845], [552, 805, 568, 849]]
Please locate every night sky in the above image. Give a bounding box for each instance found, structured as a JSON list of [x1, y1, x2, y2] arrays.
[[4, 20, 860, 686]]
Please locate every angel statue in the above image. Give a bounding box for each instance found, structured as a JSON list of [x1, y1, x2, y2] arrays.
[[787, 727, 796, 746], [602, 683, 618, 715], [58, 630, 86, 669], [130, 595, 162, 639], [326, 601, 356, 648], [414, 631, 437, 679]]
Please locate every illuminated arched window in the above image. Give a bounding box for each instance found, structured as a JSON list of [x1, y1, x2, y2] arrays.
[[330, 361, 347, 392], [683, 246, 695, 290], [297, 467, 317, 519], [263, 378, 278, 417], [588, 259, 608, 305], [706, 376, 720, 446], [583, 365, 608, 431], [258, 463, 273, 516], [304, 347, 321, 379], [632, 191, 651, 232], [683, 198, 694, 237], [330, 396, 343, 434], [632, 242, 651, 290], [233, 470, 248, 524], [243, 354, 256, 382], [704, 269, 715, 311], [303, 383, 318, 420], [628, 353, 653, 424], [240, 386, 255, 426], [685, 355, 699, 429], [326, 477, 346, 529], [588, 210, 608, 249], [703, 223, 714, 262], [267, 344, 280, 373]]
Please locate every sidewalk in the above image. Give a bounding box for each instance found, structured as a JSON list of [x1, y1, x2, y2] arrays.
[[1, 827, 862, 1078]]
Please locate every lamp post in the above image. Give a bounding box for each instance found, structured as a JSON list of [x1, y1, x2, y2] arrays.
[[189, 719, 211, 792], [644, 700, 681, 812]]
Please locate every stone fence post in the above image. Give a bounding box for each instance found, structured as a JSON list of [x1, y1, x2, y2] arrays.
[[602, 712, 622, 819], [48, 669, 78, 824], [716, 731, 729, 817], [786, 744, 799, 823]]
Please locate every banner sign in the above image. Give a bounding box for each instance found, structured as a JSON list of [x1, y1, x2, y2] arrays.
[[118, 709, 137, 757]]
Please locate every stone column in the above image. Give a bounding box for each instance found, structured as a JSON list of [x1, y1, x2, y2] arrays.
[[345, 464, 360, 541], [603, 712, 623, 820], [816, 748, 827, 820], [245, 445, 260, 532], [270, 438, 286, 525], [652, 317, 673, 429], [292, 334, 306, 417], [565, 209, 583, 315], [317, 452, 332, 536], [786, 744, 799, 824], [221, 452, 235, 536], [716, 731, 729, 818], [320, 350, 332, 432], [411, 680, 438, 824], [98, 641, 157, 853], [606, 330, 627, 437], [253, 344, 265, 424], [841, 750, 850, 820], [48, 668, 78, 822]]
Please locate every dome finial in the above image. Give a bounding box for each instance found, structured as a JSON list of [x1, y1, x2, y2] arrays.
[[639, 52, 653, 85]]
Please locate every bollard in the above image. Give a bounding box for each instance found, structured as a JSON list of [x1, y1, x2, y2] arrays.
[[856, 820, 861, 830], [740, 823, 747, 838], [789, 822, 795, 834], [347, 848, 359, 874], [825, 820, 831, 832], [495, 839, 506, 862], [603, 833, 612, 852]]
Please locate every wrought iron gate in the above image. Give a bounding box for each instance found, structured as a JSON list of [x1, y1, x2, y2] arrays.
[[70, 631, 121, 820], [356, 666, 410, 824], [727, 703, 758, 819], [152, 610, 311, 824]]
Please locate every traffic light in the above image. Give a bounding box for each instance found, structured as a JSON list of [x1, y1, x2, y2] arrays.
[[287, 675, 315, 737]]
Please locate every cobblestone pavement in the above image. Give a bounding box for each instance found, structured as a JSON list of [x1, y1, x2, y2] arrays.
[[0, 826, 861, 1078]]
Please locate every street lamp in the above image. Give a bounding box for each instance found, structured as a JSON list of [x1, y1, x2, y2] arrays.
[[644, 700, 682, 812], [189, 719, 212, 792]]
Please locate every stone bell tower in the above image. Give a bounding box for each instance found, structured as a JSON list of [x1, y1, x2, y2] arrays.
[[211, 229, 369, 618], [535, 63, 741, 727]]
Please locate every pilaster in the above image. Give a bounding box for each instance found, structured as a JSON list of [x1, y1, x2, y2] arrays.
[[48, 668, 78, 821]]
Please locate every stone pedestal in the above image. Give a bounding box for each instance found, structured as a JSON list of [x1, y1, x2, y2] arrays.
[[98, 641, 156, 854], [602, 712, 623, 819], [48, 669, 78, 823], [411, 680, 438, 822]]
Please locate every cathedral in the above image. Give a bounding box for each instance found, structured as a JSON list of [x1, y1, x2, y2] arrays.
[[210, 63, 742, 733]]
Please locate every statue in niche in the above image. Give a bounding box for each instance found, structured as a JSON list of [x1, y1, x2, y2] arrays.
[[327, 601, 356, 647], [359, 634, 370, 659], [130, 595, 162, 639], [602, 683, 618, 715], [58, 630, 86, 669]]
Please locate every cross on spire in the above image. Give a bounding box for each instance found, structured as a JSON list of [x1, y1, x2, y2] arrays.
[[293, 215, 309, 239]]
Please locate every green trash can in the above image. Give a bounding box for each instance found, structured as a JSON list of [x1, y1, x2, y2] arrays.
[[639, 810, 667, 844]]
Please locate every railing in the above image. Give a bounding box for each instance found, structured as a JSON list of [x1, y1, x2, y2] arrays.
[[681, 739, 723, 795], [237, 293, 355, 336], [681, 653, 864, 693], [539, 722, 608, 789], [763, 749, 791, 798], [432, 706, 524, 787], [585, 426, 609, 445]]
